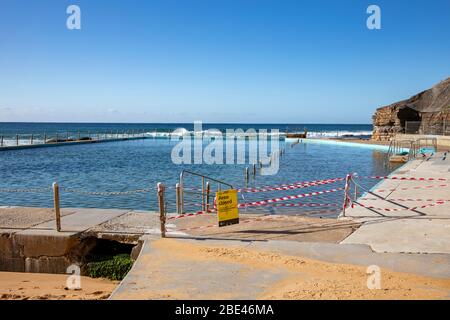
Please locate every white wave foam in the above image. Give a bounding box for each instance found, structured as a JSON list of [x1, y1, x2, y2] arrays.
[[145, 130, 372, 139], [306, 131, 372, 138]]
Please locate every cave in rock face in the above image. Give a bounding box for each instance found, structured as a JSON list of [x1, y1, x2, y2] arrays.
[[397, 107, 421, 128]]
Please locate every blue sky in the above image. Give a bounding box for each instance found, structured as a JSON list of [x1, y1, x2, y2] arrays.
[[0, 0, 449, 123]]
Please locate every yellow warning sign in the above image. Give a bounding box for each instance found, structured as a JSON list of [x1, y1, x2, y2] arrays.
[[216, 189, 239, 227]]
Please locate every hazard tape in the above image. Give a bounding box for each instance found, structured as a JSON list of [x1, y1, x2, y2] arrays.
[[166, 209, 216, 221], [178, 199, 341, 218], [374, 184, 448, 193], [173, 214, 285, 232], [174, 223, 218, 232], [168, 201, 339, 222], [237, 177, 344, 193], [360, 176, 448, 181], [354, 201, 445, 212], [240, 202, 339, 208], [360, 198, 450, 202], [172, 210, 342, 233], [238, 179, 340, 193], [241, 187, 344, 207]]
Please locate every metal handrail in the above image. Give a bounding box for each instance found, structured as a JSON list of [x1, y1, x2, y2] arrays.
[[179, 169, 233, 214]]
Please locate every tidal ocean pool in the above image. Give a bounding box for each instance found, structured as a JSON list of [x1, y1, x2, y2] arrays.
[[0, 136, 396, 217]]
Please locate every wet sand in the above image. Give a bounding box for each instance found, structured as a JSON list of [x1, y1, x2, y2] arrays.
[[0, 272, 118, 300]]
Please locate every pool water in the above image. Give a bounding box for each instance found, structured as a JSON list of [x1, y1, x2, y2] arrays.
[[0, 138, 396, 216]]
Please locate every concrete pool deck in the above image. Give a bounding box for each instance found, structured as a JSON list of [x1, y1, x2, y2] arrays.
[[341, 151, 450, 254]]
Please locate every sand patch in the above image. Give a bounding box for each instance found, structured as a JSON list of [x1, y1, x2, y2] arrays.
[[150, 238, 450, 300], [0, 272, 118, 300]]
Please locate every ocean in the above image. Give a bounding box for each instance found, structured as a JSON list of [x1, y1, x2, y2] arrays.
[[0, 122, 372, 138]]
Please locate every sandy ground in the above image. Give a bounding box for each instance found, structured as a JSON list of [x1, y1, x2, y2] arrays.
[[172, 214, 360, 242], [0, 272, 118, 300], [146, 239, 450, 300]]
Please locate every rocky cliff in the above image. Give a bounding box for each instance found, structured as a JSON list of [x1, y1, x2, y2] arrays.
[[372, 77, 450, 140]]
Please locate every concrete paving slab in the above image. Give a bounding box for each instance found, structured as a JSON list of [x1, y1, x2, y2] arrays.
[[89, 211, 161, 234], [0, 207, 76, 230], [341, 217, 450, 254], [30, 208, 131, 232], [111, 239, 289, 300]]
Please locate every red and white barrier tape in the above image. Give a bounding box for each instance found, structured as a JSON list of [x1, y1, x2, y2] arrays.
[[360, 176, 448, 181], [240, 202, 339, 208], [238, 177, 343, 193], [166, 209, 216, 221], [360, 198, 450, 202], [374, 184, 448, 193], [239, 177, 344, 191], [179, 177, 345, 195], [173, 210, 341, 232], [174, 215, 286, 232], [354, 201, 445, 212], [174, 223, 218, 232], [241, 187, 344, 207], [170, 201, 339, 220]]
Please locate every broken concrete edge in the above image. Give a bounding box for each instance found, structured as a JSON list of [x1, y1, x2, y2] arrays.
[[1, 228, 84, 273], [0, 228, 144, 275], [108, 236, 155, 300]]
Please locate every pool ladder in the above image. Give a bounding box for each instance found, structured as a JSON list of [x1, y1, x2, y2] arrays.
[[386, 137, 438, 162]]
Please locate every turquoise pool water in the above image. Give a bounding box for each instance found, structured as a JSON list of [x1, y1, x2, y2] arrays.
[[0, 137, 395, 216]]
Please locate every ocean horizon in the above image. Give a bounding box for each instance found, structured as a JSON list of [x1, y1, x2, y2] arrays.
[[0, 122, 373, 138]]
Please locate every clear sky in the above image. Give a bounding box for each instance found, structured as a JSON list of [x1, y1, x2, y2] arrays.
[[0, 0, 449, 123]]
